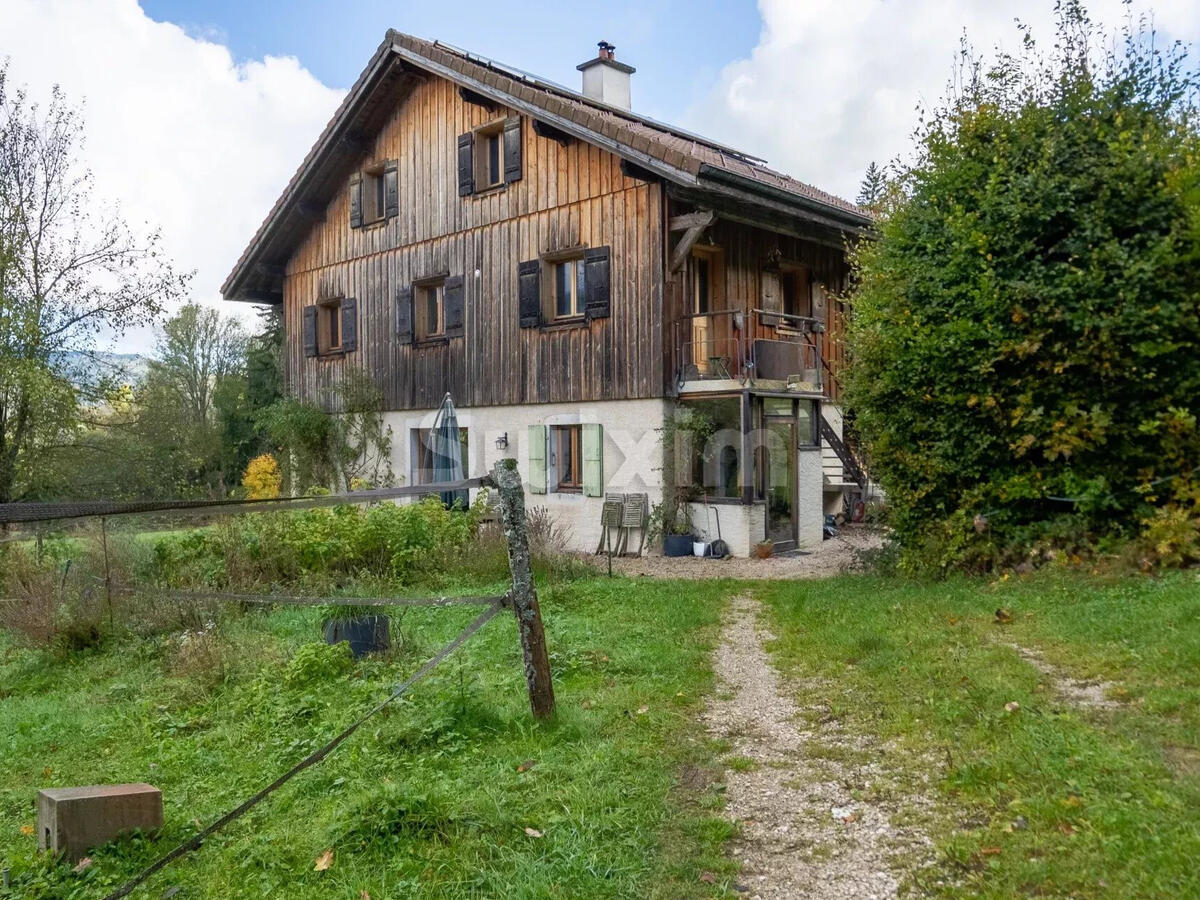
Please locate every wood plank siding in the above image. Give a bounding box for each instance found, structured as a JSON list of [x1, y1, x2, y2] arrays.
[[283, 74, 664, 412], [663, 207, 851, 400]]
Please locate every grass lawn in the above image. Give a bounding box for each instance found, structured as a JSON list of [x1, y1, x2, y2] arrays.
[[758, 569, 1200, 898], [0, 577, 738, 899]]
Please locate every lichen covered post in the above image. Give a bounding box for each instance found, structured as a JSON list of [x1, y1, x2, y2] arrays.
[[491, 458, 555, 719]]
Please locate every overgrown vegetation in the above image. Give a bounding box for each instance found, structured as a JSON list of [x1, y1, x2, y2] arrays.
[[0, 578, 737, 899], [759, 569, 1200, 897], [846, 3, 1200, 573]]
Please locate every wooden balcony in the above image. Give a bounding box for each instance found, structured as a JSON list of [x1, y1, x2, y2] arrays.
[[674, 307, 824, 394]]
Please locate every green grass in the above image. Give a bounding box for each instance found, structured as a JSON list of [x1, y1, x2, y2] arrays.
[[0, 577, 740, 899], [757, 569, 1200, 899]]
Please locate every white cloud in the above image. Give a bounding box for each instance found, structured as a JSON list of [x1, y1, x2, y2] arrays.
[[1, 0, 345, 351], [685, 0, 1200, 204]]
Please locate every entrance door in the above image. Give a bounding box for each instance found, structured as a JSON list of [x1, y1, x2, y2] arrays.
[[761, 399, 797, 550]]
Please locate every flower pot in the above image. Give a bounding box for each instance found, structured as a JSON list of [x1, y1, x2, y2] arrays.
[[663, 534, 695, 557], [323, 615, 390, 658], [693, 541, 709, 557]]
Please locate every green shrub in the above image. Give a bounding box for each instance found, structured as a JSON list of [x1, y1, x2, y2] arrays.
[[846, 5, 1200, 573], [142, 496, 487, 588], [278, 640, 354, 689]]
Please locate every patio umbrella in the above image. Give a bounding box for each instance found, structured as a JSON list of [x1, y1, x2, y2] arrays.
[[428, 392, 467, 509]]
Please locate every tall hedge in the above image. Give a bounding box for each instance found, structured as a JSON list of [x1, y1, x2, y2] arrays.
[[846, 4, 1200, 571]]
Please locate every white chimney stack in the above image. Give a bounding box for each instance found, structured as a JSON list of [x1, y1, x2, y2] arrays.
[[577, 41, 635, 110]]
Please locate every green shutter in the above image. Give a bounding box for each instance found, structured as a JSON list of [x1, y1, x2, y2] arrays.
[[528, 425, 547, 494], [582, 424, 603, 497]]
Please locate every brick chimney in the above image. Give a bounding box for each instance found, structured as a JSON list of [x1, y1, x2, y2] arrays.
[[577, 41, 635, 110]]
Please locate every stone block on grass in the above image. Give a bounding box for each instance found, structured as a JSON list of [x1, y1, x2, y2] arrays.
[[37, 783, 163, 861]]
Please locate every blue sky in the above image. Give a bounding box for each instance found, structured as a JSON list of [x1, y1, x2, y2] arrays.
[[5, 0, 1198, 353], [140, 0, 761, 125]]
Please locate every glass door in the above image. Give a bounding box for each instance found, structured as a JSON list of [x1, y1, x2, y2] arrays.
[[761, 398, 797, 550]]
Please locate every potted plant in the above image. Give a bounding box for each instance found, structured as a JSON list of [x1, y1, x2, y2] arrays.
[[322, 604, 390, 657]]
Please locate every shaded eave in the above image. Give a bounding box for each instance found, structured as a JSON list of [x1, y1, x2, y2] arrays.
[[222, 33, 874, 304]]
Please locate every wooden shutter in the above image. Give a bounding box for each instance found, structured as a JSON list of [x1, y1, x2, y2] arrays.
[[457, 133, 474, 196], [340, 298, 358, 352], [503, 116, 522, 183], [761, 269, 781, 327], [349, 173, 363, 228], [395, 285, 414, 344], [583, 246, 611, 320], [582, 424, 604, 497], [518, 259, 541, 328], [384, 160, 399, 218], [528, 424, 547, 494], [302, 306, 318, 357], [444, 275, 465, 337]]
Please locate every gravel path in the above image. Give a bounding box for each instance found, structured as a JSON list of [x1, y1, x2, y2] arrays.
[[703, 594, 930, 899], [594, 527, 884, 580], [1001, 641, 1123, 710]]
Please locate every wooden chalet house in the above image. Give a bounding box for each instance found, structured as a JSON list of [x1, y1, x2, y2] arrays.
[[223, 33, 873, 556]]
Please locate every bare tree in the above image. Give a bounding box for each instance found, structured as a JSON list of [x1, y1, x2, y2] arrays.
[[0, 64, 188, 502], [149, 303, 247, 427]]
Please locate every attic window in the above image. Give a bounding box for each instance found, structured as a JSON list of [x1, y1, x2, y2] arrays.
[[458, 116, 522, 196], [349, 160, 397, 228], [474, 121, 505, 190]]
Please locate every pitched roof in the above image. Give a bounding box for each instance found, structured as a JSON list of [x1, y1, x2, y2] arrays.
[[222, 31, 871, 303]]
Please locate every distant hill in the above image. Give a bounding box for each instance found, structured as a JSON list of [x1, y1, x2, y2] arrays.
[[54, 351, 149, 388]]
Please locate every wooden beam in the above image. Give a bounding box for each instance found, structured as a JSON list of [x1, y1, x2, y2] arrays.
[[255, 262, 286, 278], [669, 210, 715, 232], [492, 459, 555, 720], [242, 289, 283, 304], [532, 119, 573, 146], [458, 86, 498, 111], [338, 130, 371, 155], [620, 159, 660, 183], [669, 223, 708, 273], [295, 201, 325, 222]]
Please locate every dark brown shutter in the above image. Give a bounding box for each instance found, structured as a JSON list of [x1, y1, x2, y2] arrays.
[[584, 246, 611, 319], [395, 285, 414, 344], [457, 133, 474, 196], [444, 275, 465, 338], [302, 306, 318, 357], [349, 173, 363, 228], [503, 116, 522, 183], [384, 161, 399, 218], [518, 259, 541, 328], [340, 297, 358, 352]]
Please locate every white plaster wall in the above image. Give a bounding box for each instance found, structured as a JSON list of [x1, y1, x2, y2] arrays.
[[688, 501, 766, 558], [382, 398, 669, 554], [797, 448, 825, 549]]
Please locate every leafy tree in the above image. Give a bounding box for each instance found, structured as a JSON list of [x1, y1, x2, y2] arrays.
[[857, 161, 887, 209], [0, 65, 187, 502], [148, 302, 246, 427], [845, 2, 1200, 571]]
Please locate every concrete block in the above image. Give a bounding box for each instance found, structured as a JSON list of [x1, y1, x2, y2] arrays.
[[37, 783, 163, 861]]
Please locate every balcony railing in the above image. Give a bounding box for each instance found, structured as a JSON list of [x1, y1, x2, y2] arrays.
[[675, 306, 824, 392]]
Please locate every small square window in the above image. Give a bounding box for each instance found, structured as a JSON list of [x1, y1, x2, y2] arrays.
[[416, 280, 445, 340], [551, 424, 582, 492], [474, 122, 504, 190], [319, 299, 342, 353]]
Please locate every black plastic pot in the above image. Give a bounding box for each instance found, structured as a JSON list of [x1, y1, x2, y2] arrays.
[[323, 615, 391, 658], [663, 534, 695, 557]]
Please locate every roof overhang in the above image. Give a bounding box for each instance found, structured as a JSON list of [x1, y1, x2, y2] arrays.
[[222, 34, 873, 304]]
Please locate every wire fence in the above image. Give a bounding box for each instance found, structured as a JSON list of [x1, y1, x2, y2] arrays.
[[0, 461, 556, 898]]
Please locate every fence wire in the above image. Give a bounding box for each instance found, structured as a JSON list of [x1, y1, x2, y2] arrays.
[[102, 599, 505, 900]]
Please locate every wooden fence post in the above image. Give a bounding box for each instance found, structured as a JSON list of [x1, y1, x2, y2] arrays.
[[491, 459, 555, 719]]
